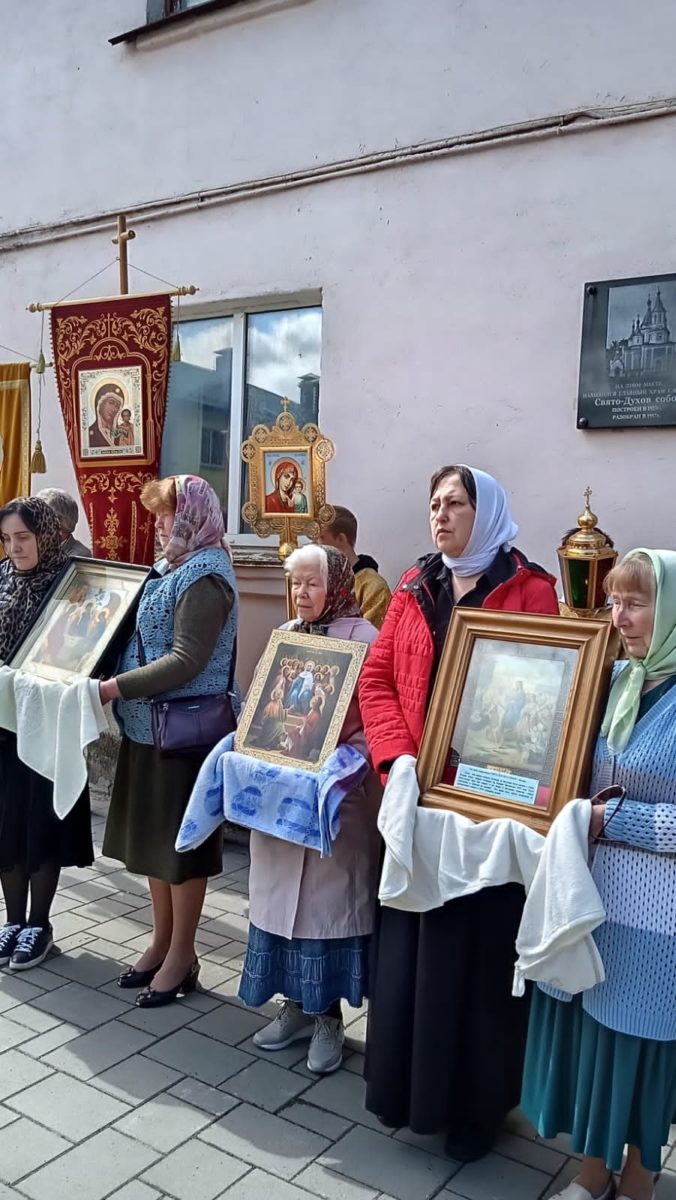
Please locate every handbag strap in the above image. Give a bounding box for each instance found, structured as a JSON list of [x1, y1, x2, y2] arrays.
[[135, 629, 238, 693]]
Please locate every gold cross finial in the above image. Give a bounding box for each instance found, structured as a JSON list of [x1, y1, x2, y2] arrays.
[[584, 485, 592, 507], [281, 396, 291, 414]]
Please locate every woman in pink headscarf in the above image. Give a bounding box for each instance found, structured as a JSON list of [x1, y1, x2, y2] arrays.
[[99, 476, 239, 1008]]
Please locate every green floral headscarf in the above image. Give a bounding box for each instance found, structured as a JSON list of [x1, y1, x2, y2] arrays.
[[601, 548, 676, 754]]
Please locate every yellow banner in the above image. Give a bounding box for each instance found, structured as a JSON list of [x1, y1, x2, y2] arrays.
[[0, 363, 31, 505]]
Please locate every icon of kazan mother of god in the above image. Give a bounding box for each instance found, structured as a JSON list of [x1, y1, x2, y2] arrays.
[[88, 381, 126, 451]]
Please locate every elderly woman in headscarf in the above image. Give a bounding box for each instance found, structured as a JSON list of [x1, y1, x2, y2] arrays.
[[522, 549, 676, 1200], [240, 544, 381, 1076], [0, 498, 93, 971], [358, 464, 559, 1160], [99, 475, 238, 1008]]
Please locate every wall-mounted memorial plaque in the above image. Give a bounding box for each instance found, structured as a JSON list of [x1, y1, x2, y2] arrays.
[[577, 272, 676, 429]]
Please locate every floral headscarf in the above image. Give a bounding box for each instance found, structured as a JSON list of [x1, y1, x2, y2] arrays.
[[294, 546, 361, 635], [0, 498, 67, 661], [161, 475, 231, 570]]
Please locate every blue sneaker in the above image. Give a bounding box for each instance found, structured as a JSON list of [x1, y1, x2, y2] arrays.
[[0, 924, 22, 967], [10, 925, 53, 970]]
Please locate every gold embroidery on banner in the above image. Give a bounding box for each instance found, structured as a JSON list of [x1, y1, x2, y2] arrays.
[[130, 501, 137, 562], [79, 470, 155, 497], [96, 507, 125, 561], [52, 302, 170, 470]]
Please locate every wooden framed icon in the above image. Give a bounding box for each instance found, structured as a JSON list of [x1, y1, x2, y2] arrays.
[[416, 609, 617, 834]]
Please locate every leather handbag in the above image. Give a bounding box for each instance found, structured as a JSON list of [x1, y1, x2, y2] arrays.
[[136, 631, 238, 755]]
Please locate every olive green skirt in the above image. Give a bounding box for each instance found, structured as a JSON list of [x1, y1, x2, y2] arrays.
[[521, 987, 676, 1172], [103, 736, 223, 885]]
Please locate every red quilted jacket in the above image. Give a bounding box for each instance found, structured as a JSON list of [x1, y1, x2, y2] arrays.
[[359, 549, 559, 774]]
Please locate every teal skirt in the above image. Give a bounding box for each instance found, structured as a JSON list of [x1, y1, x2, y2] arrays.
[[521, 988, 676, 1172]]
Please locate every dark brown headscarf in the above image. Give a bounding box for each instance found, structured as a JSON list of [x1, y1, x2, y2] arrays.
[[295, 545, 361, 635], [0, 498, 67, 661]]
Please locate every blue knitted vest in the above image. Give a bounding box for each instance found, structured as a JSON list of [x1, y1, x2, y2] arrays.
[[116, 548, 238, 745]]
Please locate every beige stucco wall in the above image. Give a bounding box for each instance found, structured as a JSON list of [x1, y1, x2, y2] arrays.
[[233, 557, 287, 694]]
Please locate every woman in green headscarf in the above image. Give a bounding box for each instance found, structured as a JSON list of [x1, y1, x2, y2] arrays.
[[521, 549, 676, 1200]]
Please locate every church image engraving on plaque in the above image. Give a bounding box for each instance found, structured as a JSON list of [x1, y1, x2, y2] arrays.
[[577, 273, 676, 429]]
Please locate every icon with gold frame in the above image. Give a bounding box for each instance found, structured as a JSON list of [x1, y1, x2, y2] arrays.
[[241, 405, 335, 542], [235, 628, 368, 772], [416, 609, 617, 835], [8, 557, 151, 685]]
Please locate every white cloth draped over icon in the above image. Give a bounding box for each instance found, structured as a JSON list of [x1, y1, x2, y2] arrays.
[[0, 665, 109, 817], [378, 755, 606, 998]]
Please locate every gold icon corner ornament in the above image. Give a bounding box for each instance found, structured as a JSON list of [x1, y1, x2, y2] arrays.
[[558, 487, 617, 617], [241, 401, 335, 544]]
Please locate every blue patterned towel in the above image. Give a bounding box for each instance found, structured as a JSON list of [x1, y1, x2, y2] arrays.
[[176, 734, 369, 858]]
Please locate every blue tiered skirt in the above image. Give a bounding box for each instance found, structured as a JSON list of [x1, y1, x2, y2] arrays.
[[521, 988, 676, 1172], [239, 922, 370, 1015]]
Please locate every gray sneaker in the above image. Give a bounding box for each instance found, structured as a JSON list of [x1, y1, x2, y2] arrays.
[[307, 1015, 345, 1074], [253, 1000, 314, 1050]]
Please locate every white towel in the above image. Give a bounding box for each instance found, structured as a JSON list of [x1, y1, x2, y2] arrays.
[[0, 666, 109, 817], [512, 798, 606, 997], [378, 756, 606, 997], [378, 755, 542, 910]]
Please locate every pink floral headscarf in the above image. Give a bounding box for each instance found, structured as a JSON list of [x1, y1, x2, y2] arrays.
[[163, 475, 232, 570]]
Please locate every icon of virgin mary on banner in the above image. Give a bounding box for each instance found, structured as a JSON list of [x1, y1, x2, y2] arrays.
[[51, 294, 172, 564]]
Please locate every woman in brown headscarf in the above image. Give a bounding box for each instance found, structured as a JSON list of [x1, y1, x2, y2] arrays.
[[239, 544, 381, 1076], [0, 498, 93, 971]]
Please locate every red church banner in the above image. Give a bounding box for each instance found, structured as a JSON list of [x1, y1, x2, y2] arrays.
[[51, 294, 172, 564]]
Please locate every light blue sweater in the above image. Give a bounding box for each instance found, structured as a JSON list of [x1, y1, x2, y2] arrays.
[[547, 668, 676, 1042]]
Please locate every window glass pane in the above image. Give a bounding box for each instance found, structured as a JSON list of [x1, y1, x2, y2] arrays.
[[240, 307, 322, 528], [161, 316, 233, 517]]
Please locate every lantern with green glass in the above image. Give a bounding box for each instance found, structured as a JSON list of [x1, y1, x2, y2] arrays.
[[558, 488, 617, 617]]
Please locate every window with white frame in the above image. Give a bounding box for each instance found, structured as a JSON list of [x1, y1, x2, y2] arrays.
[[146, 0, 216, 18], [146, 0, 252, 19], [160, 304, 322, 540]]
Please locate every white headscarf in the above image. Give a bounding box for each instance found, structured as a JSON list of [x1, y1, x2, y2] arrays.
[[441, 466, 519, 578]]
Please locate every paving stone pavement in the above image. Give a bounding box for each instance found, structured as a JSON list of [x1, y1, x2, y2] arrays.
[[0, 788, 672, 1200]]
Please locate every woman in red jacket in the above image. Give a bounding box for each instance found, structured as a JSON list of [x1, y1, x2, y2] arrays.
[[359, 464, 559, 1161]]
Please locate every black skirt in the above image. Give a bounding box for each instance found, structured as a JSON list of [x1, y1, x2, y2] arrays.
[[103, 736, 223, 885], [0, 733, 93, 873], [363, 884, 530, 1150]]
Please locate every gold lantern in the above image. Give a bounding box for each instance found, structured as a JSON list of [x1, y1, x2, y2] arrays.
[[558, 488, 617, 617]]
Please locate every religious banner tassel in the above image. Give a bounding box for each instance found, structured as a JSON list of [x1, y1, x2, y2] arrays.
[[29, 439, 46, 475], [171, 296, 182, 362], [30, 314, 47, 474]]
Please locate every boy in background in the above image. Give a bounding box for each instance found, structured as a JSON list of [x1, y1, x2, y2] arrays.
[[321, 505, 391, 628]]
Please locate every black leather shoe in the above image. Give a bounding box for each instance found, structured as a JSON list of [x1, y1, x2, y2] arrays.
[[117, 961, 164, 990], [135, 960, 200, 1008]]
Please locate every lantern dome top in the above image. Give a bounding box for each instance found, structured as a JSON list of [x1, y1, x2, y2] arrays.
[[559, 487, 616, 560]]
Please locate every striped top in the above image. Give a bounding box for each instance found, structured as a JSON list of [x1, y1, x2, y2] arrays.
[[580, 667, 676, 1041]]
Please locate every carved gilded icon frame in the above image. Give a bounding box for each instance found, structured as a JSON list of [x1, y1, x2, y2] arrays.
[[417, 609, 617, 835], [241, 408, 335, 542]]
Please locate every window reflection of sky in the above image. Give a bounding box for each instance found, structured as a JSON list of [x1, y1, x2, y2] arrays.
[[162, 307, 322, 528], [175, 317, 234, 371], [247, 308, 322, 402]]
